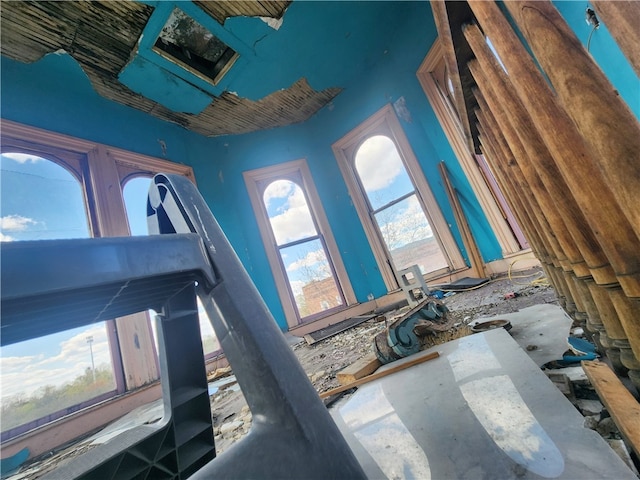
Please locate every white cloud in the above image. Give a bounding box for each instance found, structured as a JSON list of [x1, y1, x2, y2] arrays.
[[267, 183, 316, 244], [1, 214, 37, 232], [2, 152, 43, 163], [289, 280, 305, 297], [0, 232, 15, 242], [286, 248, 327, 273], [1, 324, 112, 400], [354, 135, 404, 192], [263, 180, 293, 210]]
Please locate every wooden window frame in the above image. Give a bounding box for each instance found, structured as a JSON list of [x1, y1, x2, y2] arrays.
[[332, 104, 466, 292], [417, 38, 525, 256], [243, 159, 356, 329], [0, 119, 205, 460]]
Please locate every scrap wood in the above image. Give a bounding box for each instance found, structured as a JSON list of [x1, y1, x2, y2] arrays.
[[207, 365, 232, 381], [337, 353, 381, 385], [319, 350, 440, 399], [582, 360, 640, 456]]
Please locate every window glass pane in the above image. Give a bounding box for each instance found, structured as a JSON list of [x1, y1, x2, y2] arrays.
[[123, 176, 153, 236], [279, 239, 343, 318], [1, 153, 89, 240], [374, 195, 448, 274], [354, 135, 414, 210], [0, 153, 116, 437], [148, 298, 221, 358], [263, 180, 317, 245], [1, 326, 116, 433], [123, 176, 221, 357]]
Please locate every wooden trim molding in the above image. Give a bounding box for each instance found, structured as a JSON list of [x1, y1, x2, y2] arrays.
[[332, 104, 466, 292], [417, 39, 523, 257], [243, 159, 356, 329]]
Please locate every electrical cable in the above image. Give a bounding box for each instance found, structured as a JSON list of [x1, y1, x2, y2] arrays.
[[587, 23, 597, 52], [430, 258, 548, 293]]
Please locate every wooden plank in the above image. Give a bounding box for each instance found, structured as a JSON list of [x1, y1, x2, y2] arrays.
[[582, 360, 640, 456], [320, 351, 440, 399], [469, 0, 640, 298], [438, 161, 484, 278], [337, 353, 381, 385]]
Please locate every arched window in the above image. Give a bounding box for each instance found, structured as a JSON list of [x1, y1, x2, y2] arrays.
[[0, 152, 119, 439], [262, 179, 344, 319], [354, 135, 449, 275], [333, 105, 466, 291], [244, 159, 354, 328]]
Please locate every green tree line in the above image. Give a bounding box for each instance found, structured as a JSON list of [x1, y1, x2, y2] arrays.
[[1, 365, 115, 432]]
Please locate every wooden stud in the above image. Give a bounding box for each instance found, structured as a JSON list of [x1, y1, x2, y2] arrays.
[[503, 1, 640, 235], [337, 353, 382, 385], [468, 1, 640, 298], [320, 351, 440, 399], [438, 161, 485, 278]]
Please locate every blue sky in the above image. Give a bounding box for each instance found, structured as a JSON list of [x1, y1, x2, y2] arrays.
[[0, 134, 440, 401], [261, 135, 441, 310], [0, 154, 217, 405]]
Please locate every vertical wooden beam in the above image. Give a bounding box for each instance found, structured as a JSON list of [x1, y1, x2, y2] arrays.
[[467, 54, 604, 283], [467, 1, 640, 298], [475, 108, 561, 267], [591, 0, 640, 77], [430, 0, 475, 152], [503, 1, 640, 234], [438, 162, 485, 278], [86, 146, 159, 389], [475, 115, 572, 309], [476, 131, 546, 262]]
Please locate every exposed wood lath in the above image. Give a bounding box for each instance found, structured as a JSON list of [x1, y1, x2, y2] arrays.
[[189, 79, 341, 136], [0, 0, 333, 137], [194, 1, 290, 25], [0, 1, 152, 64]]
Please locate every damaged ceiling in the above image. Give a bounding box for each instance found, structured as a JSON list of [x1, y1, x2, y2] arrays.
[[0, 0, 343, 136]]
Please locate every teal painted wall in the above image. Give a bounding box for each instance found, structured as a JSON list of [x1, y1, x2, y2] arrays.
[[11, 1, 637, 329], [553, 1, 639, 119], [201, 1, 504, 323]]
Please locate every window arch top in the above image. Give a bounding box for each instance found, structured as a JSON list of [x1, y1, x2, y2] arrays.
[[263, 179, 317, 246], [0, 152, 90, 241], [354, 135, 414, 211]]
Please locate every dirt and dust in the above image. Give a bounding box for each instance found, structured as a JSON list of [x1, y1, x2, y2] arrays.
[[211, 267, 558, 452], [12, 267, 637, 476]]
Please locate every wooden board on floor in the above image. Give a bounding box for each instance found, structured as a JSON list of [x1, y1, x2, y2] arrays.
[[337, 353, 381, 385], [582, 360, 640, 456]]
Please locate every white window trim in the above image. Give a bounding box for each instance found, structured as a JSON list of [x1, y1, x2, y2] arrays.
[[243, 159, 356, 329], [332, 104, 466, 292], [417, 38, 523, 256]]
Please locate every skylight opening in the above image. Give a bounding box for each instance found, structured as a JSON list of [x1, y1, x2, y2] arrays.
[[153, 8, 238, 85]]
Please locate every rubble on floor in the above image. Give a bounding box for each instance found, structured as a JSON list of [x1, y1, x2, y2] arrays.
[[7, 268, 639, 477]]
